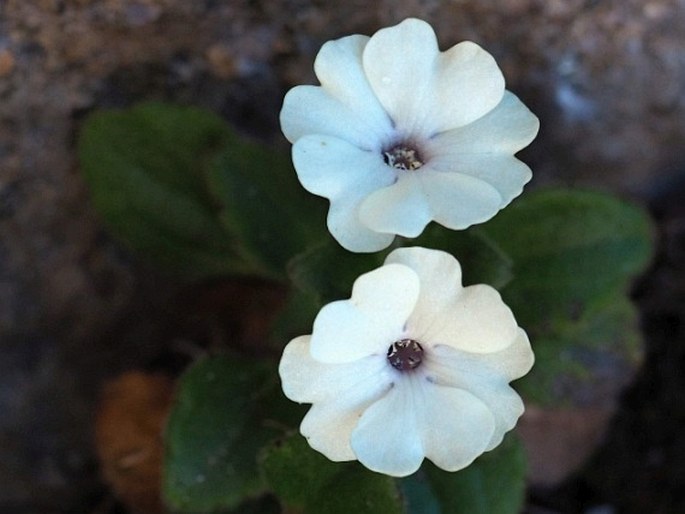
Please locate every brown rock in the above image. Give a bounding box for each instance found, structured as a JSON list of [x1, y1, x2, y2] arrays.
[[0, 49, 15, 77], [95, 372, 175, 514], [517, 405, 615, 486]]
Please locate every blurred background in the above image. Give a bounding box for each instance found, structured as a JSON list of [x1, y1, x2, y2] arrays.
[[1, 1, 685, 512]]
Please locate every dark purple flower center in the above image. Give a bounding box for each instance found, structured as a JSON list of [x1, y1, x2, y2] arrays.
[[383, 145, 423, 171], [387, 339, 424, 371]]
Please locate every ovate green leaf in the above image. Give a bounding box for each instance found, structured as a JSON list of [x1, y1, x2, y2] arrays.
[[480, 189, 653, 327], [163, 354, 294, 512], [79, 102, 252, 279], [260, 433, 403, 514], [207, 138, 328, 280], [403, 435, 526, 514], [480, 189, 653, 406], [413, 224, 513, 289], [286, 227, 512, 309]]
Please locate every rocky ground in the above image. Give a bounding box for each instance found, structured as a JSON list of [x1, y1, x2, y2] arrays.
[[1, 0, 685, 512]]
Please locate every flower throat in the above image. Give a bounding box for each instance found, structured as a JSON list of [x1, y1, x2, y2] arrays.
[[387, 339, 424, 371], [383, 145, 424, 171]]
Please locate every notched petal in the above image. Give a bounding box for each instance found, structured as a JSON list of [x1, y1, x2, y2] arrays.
[[279, 335, 389, 404], [363, 19, 441, 136], [358, 173, 433, 238], [427, 41, 505, 133], [310, 263, 420, 363], [300, 371, 392, 462], [292, 135, 393, 198], [424, 339, 532, 452], [416, 381, 496, 471], [417, 170, 503, 230], [385, 247, 465, 340], [291, 135, 397, 252], [363, 19, 505, 137], [424, 283, 519, 353], [350, 381, 425, 476], [429, 91, 540, 155], [281, 86, 386, 148]]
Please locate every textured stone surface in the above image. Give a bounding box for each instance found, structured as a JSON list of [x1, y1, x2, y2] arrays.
[[1, 0, 684, 511], [0, 334, 95, 512]]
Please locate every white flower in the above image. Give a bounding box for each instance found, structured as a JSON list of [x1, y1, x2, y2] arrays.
[[279, 247, 534, 477], [280, 18, 539, 253]]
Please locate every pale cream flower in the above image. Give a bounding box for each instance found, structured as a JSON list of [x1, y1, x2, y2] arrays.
[[279, 247, 534, 477], [280, 18, 539, 252]]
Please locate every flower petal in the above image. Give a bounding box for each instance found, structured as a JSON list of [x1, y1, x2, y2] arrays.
[[424, 40, 505, 134], [414, 380, 496, 471], [359, 169, 502, 237], [314, 35, 395, 144], [327, 198, 396, 252], [350, 379, 425, 476], [362, 19, 439, 138], [428, 154, 532, 209], [425, 333, 533, 451], [363, 19, 504, 137], [426, 91, 540, 155], [418, 170, 503, 229], [280, 35, 394, 148], [279, 335, 391, 404], [418, 283, 519, 353], [387, 248, 521, 354], [423, 91, 538, 208], [384, 247, 464, 333], [358, 173, 431, 237], [292, 135, 392, 198], [310, 263, 420, 363], [291, 134, 397, 251], [300, 373, 393, 462], [469, 328, 535, 381]]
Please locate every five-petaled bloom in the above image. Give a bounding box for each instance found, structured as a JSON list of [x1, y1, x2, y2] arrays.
[[279, 247, 534, 477], [280, 18, 539, 252]]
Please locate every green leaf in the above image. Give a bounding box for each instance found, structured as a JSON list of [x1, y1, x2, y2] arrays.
[[397, 472, 442, 514], [413, 224, 513, 289], [163, 354, 296, 513], [287, 228, 512, 309], [79, 102, 253, 279], [269, 289, 322, 346], [480, 189, 653, 327], [279, 228, 512, 355], [260, 433, 403, 514], [226, 495, 281, 514], [402, 435, 527, 514], [287, 241, 385, 306], [207, 137, 328, 280], [516, 294, 643, 405], [480, 189, 654, 406]]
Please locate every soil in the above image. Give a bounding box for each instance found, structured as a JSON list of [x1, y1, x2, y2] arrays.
[[1, 1, 685, 512]]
